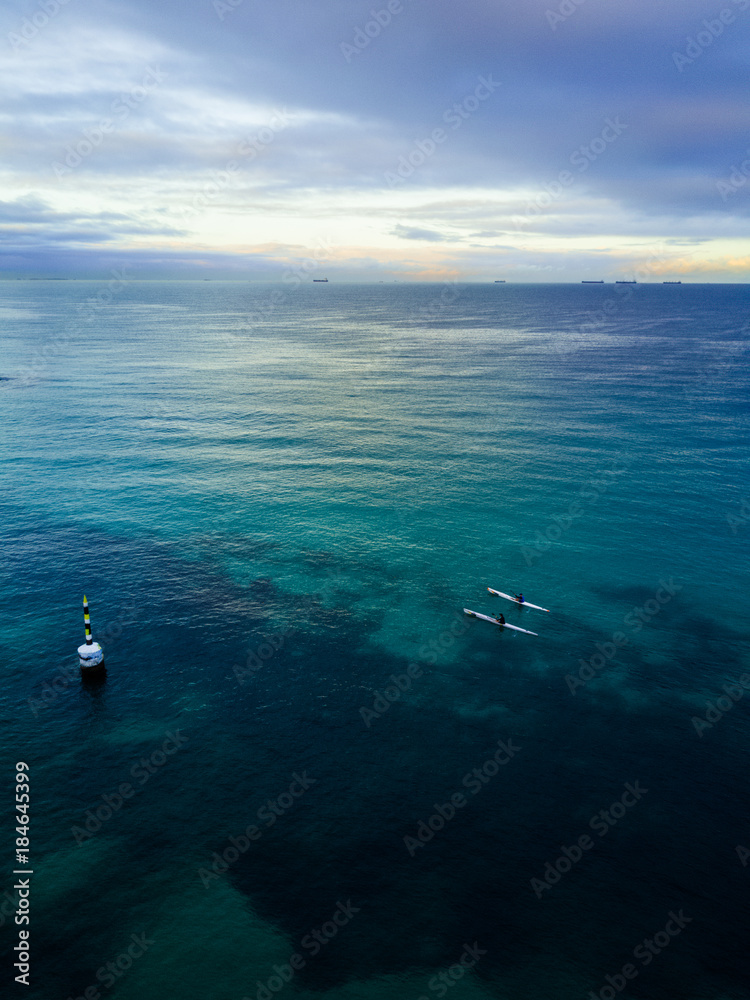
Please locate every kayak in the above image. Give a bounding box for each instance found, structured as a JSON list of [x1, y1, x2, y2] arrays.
[[487, 588, 550, 613], [463, 609, 538, 636]]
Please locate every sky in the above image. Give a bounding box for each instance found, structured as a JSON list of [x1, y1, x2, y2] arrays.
[[1, 0, 749, 281]]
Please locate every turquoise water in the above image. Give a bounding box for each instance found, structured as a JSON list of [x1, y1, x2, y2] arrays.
[[0, 281, 749, 1000]]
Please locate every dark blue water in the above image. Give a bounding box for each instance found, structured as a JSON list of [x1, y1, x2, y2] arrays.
[[1, 282, 749, 1000]]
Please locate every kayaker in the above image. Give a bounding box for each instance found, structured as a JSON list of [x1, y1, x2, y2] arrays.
[[495, 613, 506, 626], [515, 592, 524, 603]]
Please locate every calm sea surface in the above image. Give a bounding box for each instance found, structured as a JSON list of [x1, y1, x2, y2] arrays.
[[0, 281, 749, 1000]]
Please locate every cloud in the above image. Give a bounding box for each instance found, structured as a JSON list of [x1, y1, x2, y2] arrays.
[[0, 0, 748, 278], [0, 195, 187, 249], [392, 224, 448, 242]]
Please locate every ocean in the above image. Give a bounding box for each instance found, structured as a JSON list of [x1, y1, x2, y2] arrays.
[[0, 280, 748, 1000]]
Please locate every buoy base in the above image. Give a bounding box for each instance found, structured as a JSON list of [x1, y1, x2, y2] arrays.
[[80, 659, 106, 672], [78, 642, 104, 672]]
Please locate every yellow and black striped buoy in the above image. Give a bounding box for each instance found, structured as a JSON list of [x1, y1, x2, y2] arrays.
[[78, 595, 105, 672]]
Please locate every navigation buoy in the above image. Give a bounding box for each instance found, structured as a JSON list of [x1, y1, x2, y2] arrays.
[[78, 595, 105, 673]]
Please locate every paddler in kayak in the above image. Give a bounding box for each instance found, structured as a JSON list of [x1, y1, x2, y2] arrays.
[[514, 592, 525, 604], [494, 613, 506, 626]]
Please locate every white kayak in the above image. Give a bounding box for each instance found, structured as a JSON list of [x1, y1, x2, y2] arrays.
[[463, 609, 538, 636], [487, 588, 550, 613]]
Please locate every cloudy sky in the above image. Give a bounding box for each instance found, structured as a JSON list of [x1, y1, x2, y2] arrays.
[[2, 0, 749, 280]]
